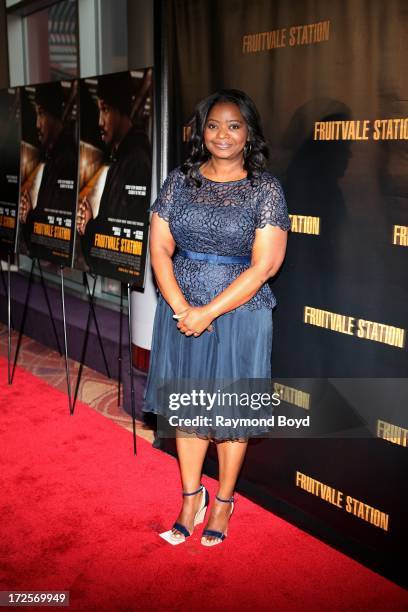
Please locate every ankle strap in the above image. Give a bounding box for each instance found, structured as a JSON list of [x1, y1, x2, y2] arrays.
[[216, 494, 234, 503], [182, 484, 203, 497]]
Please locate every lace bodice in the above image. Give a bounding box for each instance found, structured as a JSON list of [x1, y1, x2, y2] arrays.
[[149, 167, 291, 311]]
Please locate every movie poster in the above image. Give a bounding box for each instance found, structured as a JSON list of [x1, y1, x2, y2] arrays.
[[17, 80, 79, 266], [74, 69, 153, 287], [0, 88, 20, 260]]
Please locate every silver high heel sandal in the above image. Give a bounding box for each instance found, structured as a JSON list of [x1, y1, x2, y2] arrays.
[[201, 494, 235, 546], [169, 484, 210, 543]]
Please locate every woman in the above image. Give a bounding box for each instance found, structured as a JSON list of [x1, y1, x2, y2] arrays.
[[143, 89, 290, 547]]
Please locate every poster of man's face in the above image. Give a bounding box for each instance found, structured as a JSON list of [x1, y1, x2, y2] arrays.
[[0, 88, 20, 260], [74, 69, 153, 288], [16, 80, 79, 266]]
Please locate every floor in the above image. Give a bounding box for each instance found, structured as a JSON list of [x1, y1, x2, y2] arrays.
[[0, 321, 155, 445]]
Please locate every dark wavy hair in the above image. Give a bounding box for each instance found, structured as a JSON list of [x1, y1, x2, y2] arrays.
[[181, 89, 268, 186]]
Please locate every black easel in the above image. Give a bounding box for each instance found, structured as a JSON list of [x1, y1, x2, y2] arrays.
[[72, 273, 111, 410], [84, 274, 111, 378], [37, 259, 62, 355], [60, 265, 73, 414], [0, 253, 13, 385], [9, 257, 62, 384], [0, 260, 6, 295], [0, 255, 14, 330], [127, 283, 137, 455], [117, 286, 124, 406], [7, 254, 12, 385], [0, 261, 9, 309]]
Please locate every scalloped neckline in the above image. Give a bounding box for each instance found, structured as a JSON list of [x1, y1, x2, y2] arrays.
[[198, 168, 248, 184]]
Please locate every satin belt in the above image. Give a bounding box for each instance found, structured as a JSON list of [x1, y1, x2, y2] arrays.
[[177, 249, 251, 344], [177, 249, 251, 265]]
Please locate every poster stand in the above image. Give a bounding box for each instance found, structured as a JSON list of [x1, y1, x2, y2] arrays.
[[1, 256, 15, 377], [9, 257, 62, 385], [5, 258, 137, 452], [83, 274, 111, 379], [1, 262, 8, 306], [7, 254, 12, 385], [9, 257, 35, 383], [117, 287, 124, 406], [127, 283, 137, 455], [60, 265, 73, 414], [37, 259, 62, 355], [70, 277, 137, 455], [72, 273, 111, 410]]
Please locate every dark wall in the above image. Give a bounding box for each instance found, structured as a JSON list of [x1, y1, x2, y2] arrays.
[[127, 0, 154, 69], [0, 1, 9, 88]]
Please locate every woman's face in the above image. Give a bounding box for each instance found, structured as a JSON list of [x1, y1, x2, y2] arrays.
[[203, 102, 248, 161]]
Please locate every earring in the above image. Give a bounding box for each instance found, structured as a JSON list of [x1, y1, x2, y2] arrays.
[[201, 142, 207, 155], [244, 141, 252, 157]]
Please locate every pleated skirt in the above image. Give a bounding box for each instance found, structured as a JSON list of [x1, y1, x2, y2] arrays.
[[142, 295, 275, 441]]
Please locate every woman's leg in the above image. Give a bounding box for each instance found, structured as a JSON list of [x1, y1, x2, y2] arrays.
[[171, 428, 211, 538], [201, 439, 248, 543]]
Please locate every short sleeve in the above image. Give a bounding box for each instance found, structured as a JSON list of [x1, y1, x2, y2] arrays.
[[148, 168, 183, 221], [256, 175, 291, 231]]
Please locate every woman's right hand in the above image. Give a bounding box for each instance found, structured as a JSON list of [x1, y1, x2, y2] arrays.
[[173, 305, 214, 333], [173, 305, 215, 336]]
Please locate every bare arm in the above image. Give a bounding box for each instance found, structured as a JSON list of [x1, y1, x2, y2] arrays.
[[149, 212, 190, 314], [176, 224, 288, 335], [208, 225, 287, 317]]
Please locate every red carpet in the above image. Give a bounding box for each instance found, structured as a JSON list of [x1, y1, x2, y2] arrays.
[[0, 356, 407, 611]]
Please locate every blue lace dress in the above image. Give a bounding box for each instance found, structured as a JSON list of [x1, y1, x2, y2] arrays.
[[142, 167, 291, 441]]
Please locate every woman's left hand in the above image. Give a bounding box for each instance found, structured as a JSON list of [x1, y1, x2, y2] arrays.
[[174, 306, 214, 337]]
